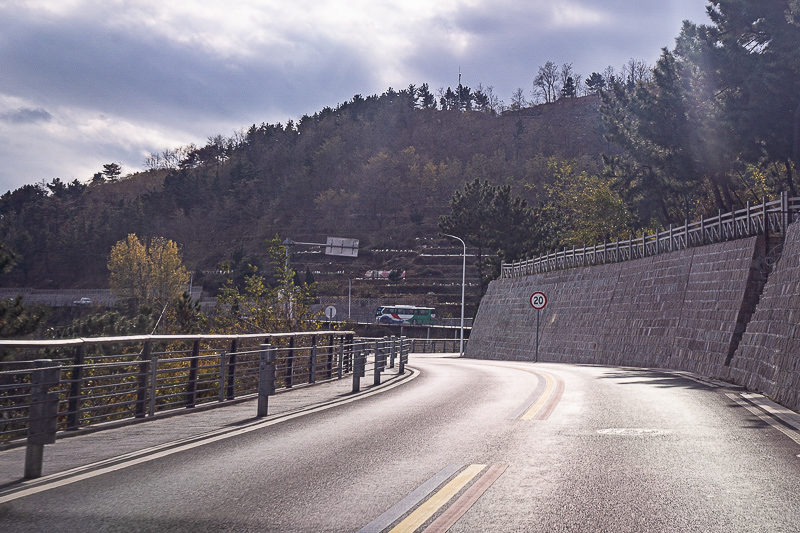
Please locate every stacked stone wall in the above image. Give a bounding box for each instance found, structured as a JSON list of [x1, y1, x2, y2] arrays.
[[467, 235, 763, 382], [727, 224, 800, 410]]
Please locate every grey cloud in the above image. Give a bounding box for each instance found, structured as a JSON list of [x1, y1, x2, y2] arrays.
[[0, 107, 52, 124]]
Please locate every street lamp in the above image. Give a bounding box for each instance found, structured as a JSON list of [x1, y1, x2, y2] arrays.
[[443, 234, 466, 356]]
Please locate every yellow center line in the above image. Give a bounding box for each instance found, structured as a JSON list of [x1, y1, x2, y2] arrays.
[[388, 464, 487, 533], [520, 371, 555, 420]]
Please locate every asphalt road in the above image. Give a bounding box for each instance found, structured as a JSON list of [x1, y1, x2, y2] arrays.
[[2, 354, 799, 532]]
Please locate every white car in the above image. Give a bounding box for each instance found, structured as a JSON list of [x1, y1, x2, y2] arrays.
[[73, 297, 92, 306]]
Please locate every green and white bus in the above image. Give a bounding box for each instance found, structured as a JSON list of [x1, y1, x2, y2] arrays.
[[375, 305, 436, 326]]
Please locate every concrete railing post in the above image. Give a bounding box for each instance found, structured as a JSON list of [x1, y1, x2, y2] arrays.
[[25, 360, 61, 479], [389, 336, 396, 369], [257, 344, 276, 417]]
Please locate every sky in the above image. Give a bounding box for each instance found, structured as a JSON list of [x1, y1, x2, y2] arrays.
[[0, 0, 711, 194]]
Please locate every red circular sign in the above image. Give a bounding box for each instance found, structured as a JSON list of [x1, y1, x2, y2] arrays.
[[529, 292, 547, 310]]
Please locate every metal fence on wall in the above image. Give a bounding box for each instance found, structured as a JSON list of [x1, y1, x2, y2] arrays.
[[502, 192, 800, 279]]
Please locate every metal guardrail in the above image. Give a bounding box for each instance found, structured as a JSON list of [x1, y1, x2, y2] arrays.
[[0, 332, 412, 452], [502, 192, 800, 278]]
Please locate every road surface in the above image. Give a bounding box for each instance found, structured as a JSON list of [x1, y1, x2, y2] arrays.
[[1, 354, 799, 532]]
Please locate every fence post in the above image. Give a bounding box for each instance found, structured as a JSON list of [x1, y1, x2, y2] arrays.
[[286, 336, 295, 388], [399, 337, 406, 374], [373, 339, 383, 386], [352, 344, 364, 393], [345, 334, 354, 372], [763, 195, 770, 248], [257, 344, 276, 417], [782, 190, 789, 233], [148, 355, 158, 417], [309, 335, 317, 384], [135, 340, 151, 418], [226, 338, 238, 400], [389, 336, 396, 369], [218, 351, 227, 402], [66, 344, 85, 430], [337, 336, 344, 379], [25, 360, 61, 479], [326, 333, 334, 379], [186, 340, 200, 408]]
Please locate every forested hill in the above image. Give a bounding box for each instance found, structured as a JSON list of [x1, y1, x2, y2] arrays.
[[0, 91, 607, 290]]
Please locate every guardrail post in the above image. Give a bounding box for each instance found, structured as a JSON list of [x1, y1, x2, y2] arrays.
[[148, 355, 158, 417], [226, 339, 238, 400], [326, 333, 334, 379], [337, 336, 344, 379], [186, 340, 200, 408], [309, 335, 317, 384], [373, 339, 383, 386], [345, 334, 354, 372], [352, 343, 365, 393], [399, 337, 407, 374], [25, 360, 61, 479], [135, 340, 151, 418], [286, 336, 295, 388], [218, 351, 227, 402], [389, 336, 396, 369], [257, 344, 276, 417], [66, 344, 84, 430]]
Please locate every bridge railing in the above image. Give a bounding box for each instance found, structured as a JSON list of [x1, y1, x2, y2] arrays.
[[0, 332, 415, 448], [502, 192, 800, 278]]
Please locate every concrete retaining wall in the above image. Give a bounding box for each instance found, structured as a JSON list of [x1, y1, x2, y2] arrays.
[[467, 234, 768, 388]]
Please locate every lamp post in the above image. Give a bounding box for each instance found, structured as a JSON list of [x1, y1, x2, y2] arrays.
[[443, 234, 466, 356]]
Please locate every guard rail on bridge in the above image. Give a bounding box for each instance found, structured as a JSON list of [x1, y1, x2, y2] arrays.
[[0, 332, 423, 477]]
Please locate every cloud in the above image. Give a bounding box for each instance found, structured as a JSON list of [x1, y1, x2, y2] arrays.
[[0, 0, 711, 193], [0, 107, 52, 124]]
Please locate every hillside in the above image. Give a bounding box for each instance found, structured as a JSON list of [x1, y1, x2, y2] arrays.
[[0, 92, 609, 316]]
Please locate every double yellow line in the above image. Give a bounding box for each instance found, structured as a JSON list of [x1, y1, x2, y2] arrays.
[[519, 370, 562, 420], [372, 463, 507, 533]]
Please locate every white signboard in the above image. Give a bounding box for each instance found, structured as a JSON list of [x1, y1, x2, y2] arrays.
[[325, 237, 359, 257]]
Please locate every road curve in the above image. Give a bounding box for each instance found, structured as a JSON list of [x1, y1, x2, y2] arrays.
[[1, 354, 799, 532]]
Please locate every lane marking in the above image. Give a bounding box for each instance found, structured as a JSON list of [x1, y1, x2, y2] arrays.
[[518, 370, 564, 421], [726, 393, 800, 446], [388, 464, 487, 533], [520, 373, 555, 420], [506, 372, 547, 420], [0, 368, 421, 504], [421, 464, 507, 533], [356, 464, 462, 533]]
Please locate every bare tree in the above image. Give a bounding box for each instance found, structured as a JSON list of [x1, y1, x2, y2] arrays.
[[534, 61, 560, 103], [622, 58, 652, 86], [510, 87, 528, 111]]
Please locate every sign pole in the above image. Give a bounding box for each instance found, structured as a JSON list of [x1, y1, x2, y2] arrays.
[[529, 291, 547, 363], [535, 308, 540, 362]]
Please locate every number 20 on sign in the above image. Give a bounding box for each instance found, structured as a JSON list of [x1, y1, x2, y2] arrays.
[[530, 292, 547, 310]]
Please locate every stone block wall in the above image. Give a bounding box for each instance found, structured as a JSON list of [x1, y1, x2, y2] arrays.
[[467, 235, 764, 383], [727, 223, 800, 410]]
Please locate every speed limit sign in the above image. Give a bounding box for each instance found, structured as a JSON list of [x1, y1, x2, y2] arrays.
[[529, 292, 547, 310]]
